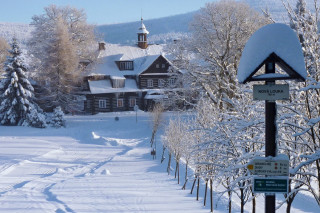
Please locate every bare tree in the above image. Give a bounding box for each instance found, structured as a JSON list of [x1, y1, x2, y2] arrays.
[[150, 103, 164, 159], [28, 5, 97, 112], [0, 37, 9, 75], [37, 16, 79, 112], [187, 0, 269, 109]]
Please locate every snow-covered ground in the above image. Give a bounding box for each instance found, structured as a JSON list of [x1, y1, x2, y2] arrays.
[[0, 112, 319, 212]]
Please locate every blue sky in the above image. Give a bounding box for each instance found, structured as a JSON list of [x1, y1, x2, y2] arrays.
[[0, 0, 216, 25]]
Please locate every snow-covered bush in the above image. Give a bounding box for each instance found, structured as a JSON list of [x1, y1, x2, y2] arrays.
[[47, 106, 66, 128]]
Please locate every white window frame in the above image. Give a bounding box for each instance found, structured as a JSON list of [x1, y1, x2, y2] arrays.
[[161, 63, 166, 68], [139, 34, 144, 42], [129, 98, 136, 107], [147, 79, 153, 88], [117, 98, 124, 107], [120, 61, 133, 70], [169, 78, 175, 87], [99, 99, 107, 108], [158, 79, 165, 88]]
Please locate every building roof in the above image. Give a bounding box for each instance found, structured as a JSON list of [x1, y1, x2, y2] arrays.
[[87, 43, 165, 77], [88, 79, 140, 94], [138, 23, 149, 34]]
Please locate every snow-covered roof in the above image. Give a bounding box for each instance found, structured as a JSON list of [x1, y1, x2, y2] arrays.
[[88, 43, 164, 77], [138, 23, 149, 34], [144, 90, 168, 99], [238, 23, 307, 83], [89, 79, 139, 94]]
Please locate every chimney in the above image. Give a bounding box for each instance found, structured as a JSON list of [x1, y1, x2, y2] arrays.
[[99, 42, 106, 51]]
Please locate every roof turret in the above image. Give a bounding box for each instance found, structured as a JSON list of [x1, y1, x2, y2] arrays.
[[137, 18, 149, 34]]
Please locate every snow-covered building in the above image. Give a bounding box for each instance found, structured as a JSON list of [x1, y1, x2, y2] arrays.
[[83, 18, 179, 114]]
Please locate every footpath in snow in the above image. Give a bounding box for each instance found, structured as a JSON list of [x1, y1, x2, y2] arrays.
[[0, 112, 319, 213], [0, 112, 209, 213]]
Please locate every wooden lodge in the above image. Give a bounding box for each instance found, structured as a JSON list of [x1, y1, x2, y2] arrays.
[[82, 19, 180, 114]]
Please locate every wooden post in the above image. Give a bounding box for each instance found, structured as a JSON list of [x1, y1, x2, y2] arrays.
[[265, 60, 276, 213]]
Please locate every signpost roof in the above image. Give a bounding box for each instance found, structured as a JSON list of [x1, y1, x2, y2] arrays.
[[237, 23, 307, 84]]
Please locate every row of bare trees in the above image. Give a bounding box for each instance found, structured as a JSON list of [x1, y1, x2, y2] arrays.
[[160, 0, 320, 212]]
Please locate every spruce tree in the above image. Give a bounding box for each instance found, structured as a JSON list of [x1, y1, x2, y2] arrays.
[[0, 38, 46, 128], [49, 106, 66, 128]]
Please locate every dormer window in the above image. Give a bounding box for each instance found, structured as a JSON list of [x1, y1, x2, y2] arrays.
[[118, 61, 133, 70]]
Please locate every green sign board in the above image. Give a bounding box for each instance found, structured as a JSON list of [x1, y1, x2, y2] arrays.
[[253, 177, 288, 193]]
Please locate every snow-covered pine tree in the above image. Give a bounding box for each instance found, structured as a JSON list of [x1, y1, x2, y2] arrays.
[[49, 106, 66, 128], [0, 38, 46, 128]]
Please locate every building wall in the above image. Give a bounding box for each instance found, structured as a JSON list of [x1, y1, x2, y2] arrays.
[[85, 92, 143, 114]]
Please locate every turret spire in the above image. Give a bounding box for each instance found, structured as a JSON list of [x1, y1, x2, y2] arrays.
[[137, 17, 149, 49]]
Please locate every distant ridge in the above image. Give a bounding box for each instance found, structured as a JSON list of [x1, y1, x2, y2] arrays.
[[0, 0, 314, 45], [96, 11, 196, 44]]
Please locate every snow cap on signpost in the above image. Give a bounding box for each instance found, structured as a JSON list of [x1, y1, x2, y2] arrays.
[[237, 23, 307, 84]]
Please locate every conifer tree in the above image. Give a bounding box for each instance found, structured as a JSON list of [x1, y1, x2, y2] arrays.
[[0, 38, 46, 128], [49, 106, 66, 128]]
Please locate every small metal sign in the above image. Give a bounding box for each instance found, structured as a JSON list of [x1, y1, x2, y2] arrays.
[[253, 177, 288, 193], [247, 158, 289, 176], [253, 84, 289, 101]]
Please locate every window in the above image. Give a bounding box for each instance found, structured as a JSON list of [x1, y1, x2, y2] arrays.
[[117, 99, 124, 107], [129, 98, 136, 107], [156, 64, 160, 68], [119, 61, 133, 70], [169, 78, 175, 87], [139, 34, 144, 42], [147, 79, 153, 88], [86, 100, 91, 108], [161, 63, 166, 68], [158, 79, 165, 88], [99, 100, 107, 108]]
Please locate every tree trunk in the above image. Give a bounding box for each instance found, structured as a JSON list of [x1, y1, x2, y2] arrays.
[[197, 177, 200, 201], [204, 179, 208, 206], [252, 193, 256, 213], [178, 161, 180, 184], [167, 152, 171, 175], [228, 190, 232, 213], [191, 177, 197, 194], [210, 179, 213, 213], [185, 162, 188, 184], [161, 145, 166, 163], [286, 198, 292, 213]]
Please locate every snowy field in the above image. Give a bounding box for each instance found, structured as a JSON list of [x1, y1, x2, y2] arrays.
[[0, 112, 319, 213]]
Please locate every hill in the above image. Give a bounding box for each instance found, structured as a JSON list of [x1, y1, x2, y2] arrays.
[[0, 0, 313, 45], [96, 0, 299, 44], [96, 11, 195, 44]]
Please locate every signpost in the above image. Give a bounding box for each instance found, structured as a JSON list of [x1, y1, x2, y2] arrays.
[[253, 177, 288, 193], [253, 84, 289, 101], [247, 158, 289, 176], [238, 24, 307, 213]]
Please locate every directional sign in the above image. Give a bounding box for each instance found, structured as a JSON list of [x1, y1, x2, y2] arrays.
[[253, 84, 289, 101], [247, 158, 289, 176], [253, 177, 288, 193]]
